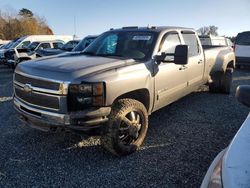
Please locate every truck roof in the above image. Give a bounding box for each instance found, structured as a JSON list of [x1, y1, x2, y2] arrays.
[[109, 26, 195, 33]]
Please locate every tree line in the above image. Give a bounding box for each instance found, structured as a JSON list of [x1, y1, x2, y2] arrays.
[[0, 8, 53, 40]]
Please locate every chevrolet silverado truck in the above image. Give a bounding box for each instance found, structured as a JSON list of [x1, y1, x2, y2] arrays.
[[13, 26, 235, 156]]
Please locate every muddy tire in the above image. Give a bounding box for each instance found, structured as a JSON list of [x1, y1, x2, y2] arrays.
[[209, 68, 233, 94], [220, 68, 233, 94], [100, 99, 148, 156], [209, 80, 221, 93]]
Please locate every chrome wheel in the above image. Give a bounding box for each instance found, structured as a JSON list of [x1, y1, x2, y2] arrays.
[[119, 111, 143, 146]]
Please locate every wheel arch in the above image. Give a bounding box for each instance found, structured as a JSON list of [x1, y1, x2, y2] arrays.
[[113, 88, 151, 113]]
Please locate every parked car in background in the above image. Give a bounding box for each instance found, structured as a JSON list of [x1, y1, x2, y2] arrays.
[[13, 26, 235, 156], [0, 39, 11, 47], [201, 85, 250, 188], [37, 39, 80, 57], [234, 31, 250, 68], [72, 35, 98, 52], [6, 40, 65, 68], [0, 44, 6, 49], [199, 35, 233, 47], [1, 35, 73, 65], [37, 35, 99, 57], [0, 38, 19, 64]]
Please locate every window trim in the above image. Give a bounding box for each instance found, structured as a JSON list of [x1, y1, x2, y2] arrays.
[[158, 31, 181, 52], [181, 32, 201, 57], [39, 43, 51, 49]]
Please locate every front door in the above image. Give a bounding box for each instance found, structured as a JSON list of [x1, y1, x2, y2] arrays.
[[154, 32, 188, 111]]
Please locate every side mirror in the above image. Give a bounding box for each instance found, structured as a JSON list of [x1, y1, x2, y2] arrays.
[[154, 45, 188, 65], [174, 45, 188, 65], [236, 86, 250, 107]]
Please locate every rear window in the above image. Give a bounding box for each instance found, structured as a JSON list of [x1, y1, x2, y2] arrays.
[[199, 37, 212, 45], [236, 32, 250, 45]]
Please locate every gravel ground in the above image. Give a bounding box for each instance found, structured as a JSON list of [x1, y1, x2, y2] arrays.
[[0, 64, 250, 187]]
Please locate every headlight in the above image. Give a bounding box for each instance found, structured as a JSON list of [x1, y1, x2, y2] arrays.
[[68, 82, 105, 111], [202, 150, 225, 188], [208, 157, 223, 188]]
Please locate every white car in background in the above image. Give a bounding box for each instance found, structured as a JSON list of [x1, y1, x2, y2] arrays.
[[234, 31, 250, 68], [201, 85, 250, 188]]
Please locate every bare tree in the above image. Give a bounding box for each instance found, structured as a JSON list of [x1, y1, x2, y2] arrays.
[[197, 26, 219, 36], [0, 8, 53, 40]]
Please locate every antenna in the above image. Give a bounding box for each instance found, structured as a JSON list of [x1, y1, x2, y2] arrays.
[[74, 16, 76, 39]]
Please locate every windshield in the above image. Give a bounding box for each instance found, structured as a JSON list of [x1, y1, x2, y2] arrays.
[[62, 40, 79, 50], [82, 31, 156, 60], [73, 37, 97, 52], [236, 33, 250, 45], [28, 42, 39, 51], [3, 41, 13, 49], [11, 38, 25, 48]]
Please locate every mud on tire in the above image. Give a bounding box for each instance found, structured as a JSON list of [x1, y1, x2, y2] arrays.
[[100, 99, 148, 156]]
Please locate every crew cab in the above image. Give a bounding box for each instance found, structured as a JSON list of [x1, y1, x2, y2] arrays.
[[13, 26, 235, 156]]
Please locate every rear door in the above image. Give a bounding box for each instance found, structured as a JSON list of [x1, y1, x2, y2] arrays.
[[181, 31, 204, 86], [235, 32, 250, 58], [154, 31, 188, 110]]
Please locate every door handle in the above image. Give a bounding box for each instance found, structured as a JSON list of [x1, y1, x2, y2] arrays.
[[179, 65, 188, 70], [198, 59, 203, 64]]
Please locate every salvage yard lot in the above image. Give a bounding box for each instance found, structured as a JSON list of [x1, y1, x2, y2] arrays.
[[0, 64, 249, 187]]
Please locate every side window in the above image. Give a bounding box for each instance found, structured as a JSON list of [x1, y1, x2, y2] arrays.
[[160, 33, 181, 53], [53, 42, 64, 49], [182, 33, 200, 56], [38, 43, 51, 50], [17, 41, 31, 49]]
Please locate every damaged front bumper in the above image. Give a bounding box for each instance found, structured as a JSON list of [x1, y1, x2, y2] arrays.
[[13, 97, 111, 132]]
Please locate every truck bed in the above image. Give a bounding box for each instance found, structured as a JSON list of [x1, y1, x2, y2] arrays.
[[203, 45, 235, 75]]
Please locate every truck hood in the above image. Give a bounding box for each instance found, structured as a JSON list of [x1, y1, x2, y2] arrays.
[[16, 54, 136, 82]]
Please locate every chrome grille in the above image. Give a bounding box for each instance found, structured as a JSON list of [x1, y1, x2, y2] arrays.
[[13, 72, 69, 111], [15, 87, 60, 109], [15, 73, 60, 90]]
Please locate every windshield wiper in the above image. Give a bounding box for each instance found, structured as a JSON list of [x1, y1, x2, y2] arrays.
[[80, 51, 96, 56], [95, 54, 124, 58]]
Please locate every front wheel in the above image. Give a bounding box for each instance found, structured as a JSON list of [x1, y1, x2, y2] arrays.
[[101, 99, 148, 156]]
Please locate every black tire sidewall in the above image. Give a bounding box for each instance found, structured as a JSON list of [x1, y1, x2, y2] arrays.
[[101, 99, 148, 156]]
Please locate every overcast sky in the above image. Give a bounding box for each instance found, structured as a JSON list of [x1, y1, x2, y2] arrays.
[[0, 0, 249, 38]]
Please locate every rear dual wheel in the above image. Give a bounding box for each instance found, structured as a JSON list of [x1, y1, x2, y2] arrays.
[[209, 68, 233, 94], [101, 99, 148, 156]]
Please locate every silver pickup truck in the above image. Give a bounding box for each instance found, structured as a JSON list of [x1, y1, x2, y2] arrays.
[[13, 26, 235, 156]]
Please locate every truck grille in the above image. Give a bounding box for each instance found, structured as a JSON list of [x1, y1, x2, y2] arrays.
[[15, 87, 60, 109], [15, 73, 60, 90], [13, 73, 65, 110]]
